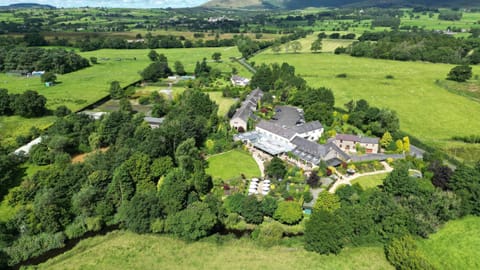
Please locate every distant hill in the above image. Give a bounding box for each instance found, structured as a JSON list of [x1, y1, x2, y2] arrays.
[[0, 3, 56, 9], [202, 0, 479, 9]]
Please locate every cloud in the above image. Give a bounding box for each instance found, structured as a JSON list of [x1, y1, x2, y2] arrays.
[[2, 0, 210, 8]]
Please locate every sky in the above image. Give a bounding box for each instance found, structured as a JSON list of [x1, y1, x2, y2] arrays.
[[0, 0, 210, 8]]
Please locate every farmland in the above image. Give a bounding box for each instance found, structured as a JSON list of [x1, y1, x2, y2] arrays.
[[206, 150, 261, 180], [35, 231, 393, 270], [252, 51, 480, 161], [0, 47, 244, 147], [417, 216, 480, 270]]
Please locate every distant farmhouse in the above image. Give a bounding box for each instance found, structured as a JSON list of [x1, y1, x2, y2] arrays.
[[231, 75, 250, 87], [230, 88, 263, 132]]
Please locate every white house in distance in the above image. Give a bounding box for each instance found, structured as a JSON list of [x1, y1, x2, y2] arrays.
[[332, 134, 380, 154], [230, 75, 250, 87], [229, 88, 263, 132]]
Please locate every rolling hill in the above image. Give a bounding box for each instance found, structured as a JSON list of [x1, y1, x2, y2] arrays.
[[202, 0, 479, 9]]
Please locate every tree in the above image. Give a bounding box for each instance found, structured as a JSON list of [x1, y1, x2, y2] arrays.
[[212, 52, 222, 62], [265, 157, 286, 179], [11, 90, 47, 118], [383, 166, 419, 197], [165, 201, 217, 241], [90, 57, 98, 64], [271, 43, 281, 54], [118, 192, 163, 233], [385, 235, 436, 270], [109, 81, 123, 99], [54, 105, 71, 117], [447, 65, 472, 82], [158, 169, 189, 215], [380, 131, 393, 149], [310, 39, 322, 53], [261, 196, 278, 217], [290, 41, 302, 53], [41, 72, 56, 83], [148, 50, 159, 61], [241, 195, 264, 224], [305, 210, 345, 254], [174, 61, 186, 76], [430, 163, 453, 191], [314, 191, 340, 213], [0, 89, 11, 115], [119, 98, 133, 113], [395, 139, 404, 153], [306, 171, 320, 188], [403, 136, 410, 153], [273, 201, 303, 225], [141, 61, 172, 82]]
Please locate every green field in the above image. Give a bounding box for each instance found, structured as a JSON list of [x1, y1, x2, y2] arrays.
[[351, 173, 388, 189], [206, 150, 261, 180], [252, 52, 480, 160], [417, 216, 480, 270], [36, 231, 393, 270], [0, 47, 244, 147], [207, 92, 237, 117]]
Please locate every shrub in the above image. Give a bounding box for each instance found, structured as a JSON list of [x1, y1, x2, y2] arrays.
[[5, 232, 65, 266], [385, 235, 436, 270], [385, 75, 395, 79], [255, 221, 284, 247], [273, 201, 303, 225], [336, 73, 347, 78]]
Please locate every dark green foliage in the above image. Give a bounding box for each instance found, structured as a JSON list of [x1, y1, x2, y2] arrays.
[[273, 201, 303, 225], [438, 10, 462, 21], [250, 63, 306, 96], [89, 57, 98, 64], [33, 188, 71, 233], [29, 143, 53, 165], [165, 201, 217, 241], [255, 221, 284, 247], [40, 71, 56, 83], [383, 166, 420, 197], [448, 164, 480, 215], [241, 196, 264, 224], [261, 196, 278, 217], [0, 88, 11, 115], [346, 99, 400, 136], [447, 65, 472, 82], [224, 193, 246, 214], [11, 90, 47, 118], [265, 157, 287, 180], [148, 50, 160, 61], [194, 58, 211, 77], [141, 61, 173, 82], [305, 210, 345, 254], [54, 105, 71, 117], [109, 81, 123, 99], [385, 235, 436, 270], [118, 192, 163, 233], [212, 52, 221, 62], [174, 60, 186, 75], [158, 169, 189, 215]]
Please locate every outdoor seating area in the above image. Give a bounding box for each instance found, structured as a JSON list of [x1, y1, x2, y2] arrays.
[[248, 178, 271, 195]]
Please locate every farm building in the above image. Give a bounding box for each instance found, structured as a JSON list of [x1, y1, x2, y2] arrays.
[[229, 88, 263, 132]]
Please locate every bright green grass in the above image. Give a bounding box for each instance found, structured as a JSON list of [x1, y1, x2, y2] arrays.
[[0, 115, 56, 147], [252, 52, 480, 149], [401, 11, 480, 31], [0, 199, 16, 222], [35, 231, 393, 270], [264, 33, 355, 54], [206, 150, 261, 180], [351, 173, 388, 189], [417, 216, 480, 270], [207, 92, 236, 117]]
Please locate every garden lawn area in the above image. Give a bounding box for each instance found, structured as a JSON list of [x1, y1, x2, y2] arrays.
[[350, 173, 388, 189], [252, 52, 480, 162], [206, 150, 261, 180], [417, 216, 480, 270], [207, 92, 236, 117], [36, 231, 393, 270]]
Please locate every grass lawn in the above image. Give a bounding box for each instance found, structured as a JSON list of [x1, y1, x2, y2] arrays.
[[206, 150, 261, 180], [351, 173, 388, 189], [36, 231, 393, 270], [207, 92, 236, 117], [252, 52, 480, 161], [417, 216, 480, 270]]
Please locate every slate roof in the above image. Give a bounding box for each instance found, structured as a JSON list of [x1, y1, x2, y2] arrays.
[[256, 120, 296, 140], [231, 88, 263, 122], [290, 137, 350, 165], [270, 106, 304, 126], [409, 145, 426, 159], [335, 133, 379, 144], [144, 117, 165, 125], [350, 153, 404, 162], [292, 121, 323, 134]]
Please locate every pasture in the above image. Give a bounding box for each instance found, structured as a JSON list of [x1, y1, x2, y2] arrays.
[[206, 150, 261, 180], [207, 92, 237, 117], [351, 173, 388, 189], [252, 52, 480, 160], [35, 231, 393, 270], [417, 216, 480, 270], [0, 47, 244, 147]]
